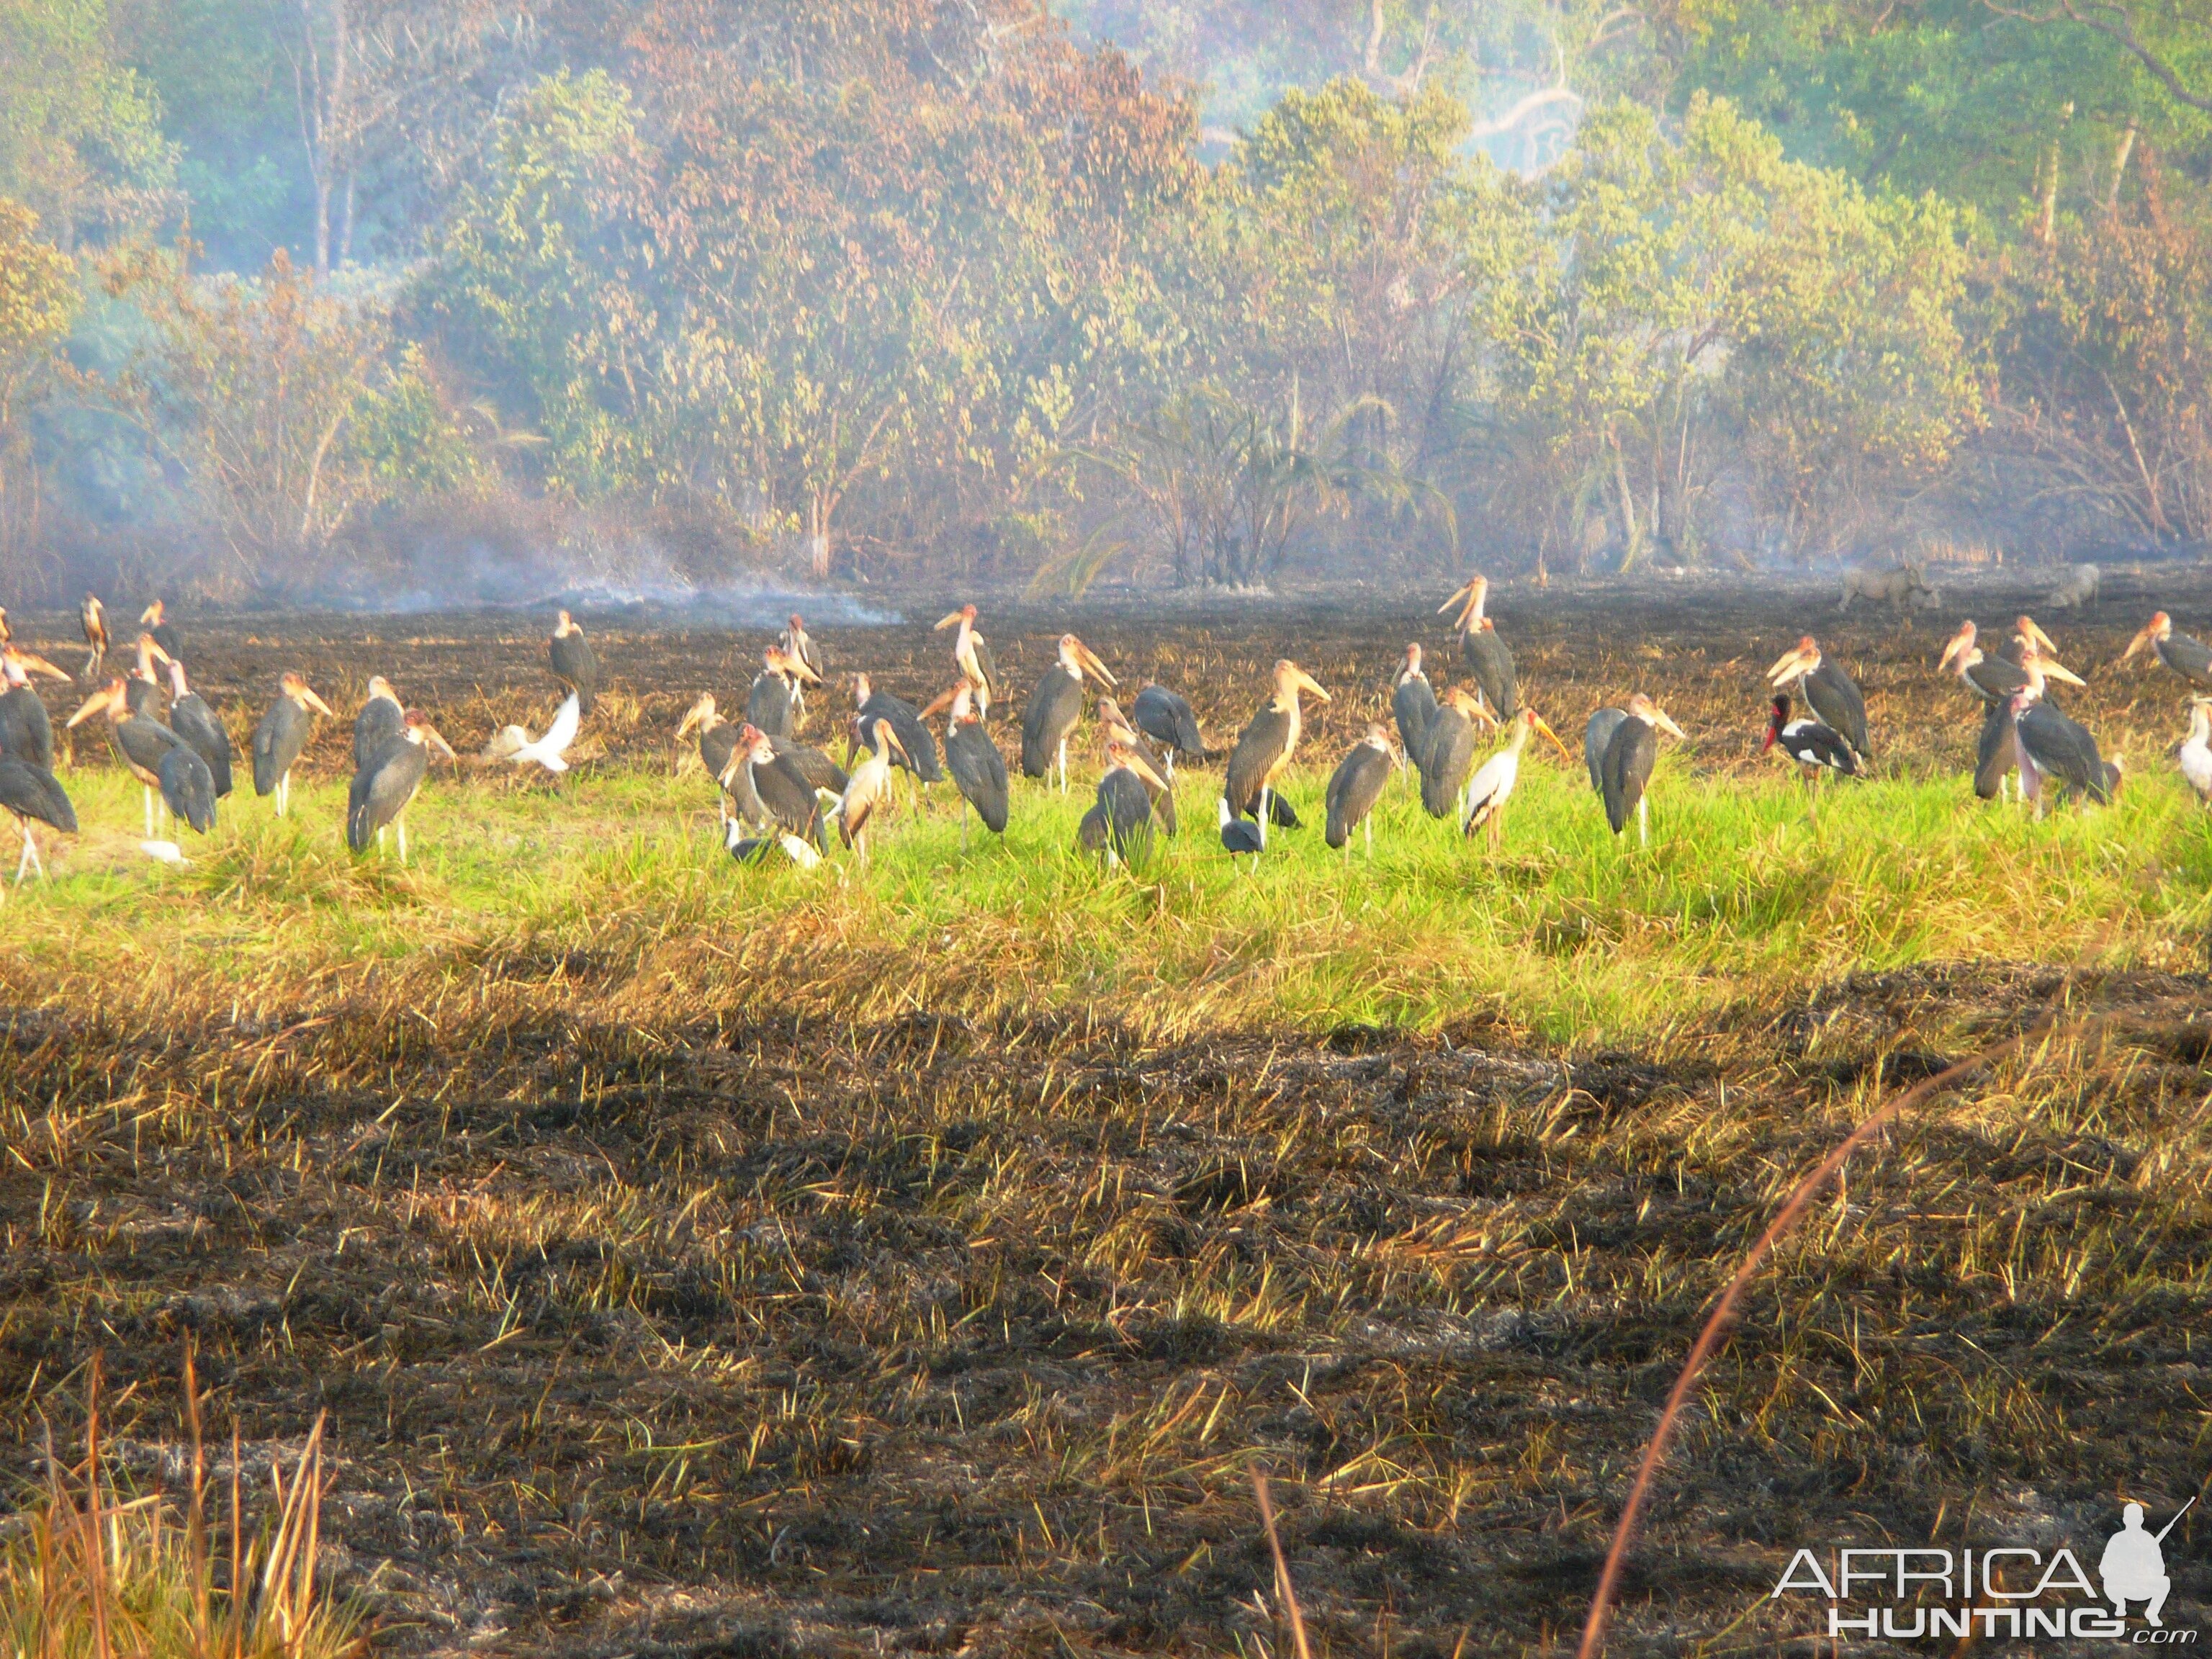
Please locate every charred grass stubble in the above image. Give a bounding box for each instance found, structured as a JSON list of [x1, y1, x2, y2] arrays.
[[0, 582, 2209, 1653]]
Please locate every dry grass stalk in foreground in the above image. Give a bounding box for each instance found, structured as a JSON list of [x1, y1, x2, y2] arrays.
[[0, 1354, 361, 1659]]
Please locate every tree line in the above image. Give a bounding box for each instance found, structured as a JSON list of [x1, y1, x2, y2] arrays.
[[2, 0, 2211, 601]]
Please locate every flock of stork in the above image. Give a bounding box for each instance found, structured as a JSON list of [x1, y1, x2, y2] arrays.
[[0, 581, 2210, 891]]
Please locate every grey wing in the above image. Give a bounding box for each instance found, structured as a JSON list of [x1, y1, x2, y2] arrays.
[[1583, 709, 1626, 795]]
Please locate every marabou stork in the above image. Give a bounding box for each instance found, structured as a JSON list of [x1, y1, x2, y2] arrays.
[[1084, 736, 1169, 867], [139, 601, 182, 662], [0, 647, 68, 769], [1418, 687, 1494, 820], [1130, 684, 1204, 773], [1763, 693, 1859, 820], [778, 614, 824, 688], [251, 673, 333, 815], [1095, 696, 1177, 835], [1439, 577, 1517, 719], [354, 676, 404, 768], [675, 695, 743, 820], [1223, 659, 1329, 826], [0, 754, 73, 888], [2009, 691, 2113, 811], [81, 595, 109, 678], [1325, 723, 1397, 853], [1939, 621, 2083, 705], [934, 604, 1001, 717], [346, 709, 454, 860], [127, 634, 171, 717], [2180, 699, 2212, 806], [503, 693, 581, 773], [850, 673, 943, 784], [1766, 636, 1869, 759], [1461, 708, 1567, 847], [164, 659, 233, 797], [724, 817, 823, 868], [549, 610, 599, 713], [745, 645, 819, 740], [834, 716, 908, 862], [1391, 644, 1438, 763], [66, 677, 197, 836], [719, 723, 830, 846], [1218, 796, 1265, 860], [158, 744, 217, 834], [2123, 611, 2212, 691], [1021, 635, 1115, 791], [1992, 614, 2059, 667], [1595, 694, 1686, 847], [936, 680, 1009, 845]]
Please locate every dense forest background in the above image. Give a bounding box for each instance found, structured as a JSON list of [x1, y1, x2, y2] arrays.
[[3, 0, 2212, 603]]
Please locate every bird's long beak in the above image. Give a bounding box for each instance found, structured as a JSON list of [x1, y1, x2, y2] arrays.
[[66, 685, 117, 727], [11, 651, 68, 681], [675, 696, 710, 739], [1077, 644, 1117, 688], [2041, 659, 2088, 687], [886, 730, 909, 763], [1766, 644, 1812, 683], [2123, 624, 2156, 661], [1437, 580, 1482, 628], [934, 611, 965, 631], [1293, 669, 1331, 702], [425, 727, 458, 760], [139, 603, 161, 624], [786, 655, 822, 685], [1650, 708, 1687, 741], [1122, 749, 1169, 792], [138, 634, 174, 667], [1534, 715, 1570, 760], [2020, 616, 2058, 655], [919, 685, 960, 719], [1938, 631, 1971, 673], [301, 686, 335, 716]]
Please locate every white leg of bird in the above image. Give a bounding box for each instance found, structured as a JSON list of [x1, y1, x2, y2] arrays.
[[397, 817, 409, 865], [27, 827, 43, 880], [14, 829, 32, 886], [143, 787, 153, 839], [1364, 817, 1372, 856], [1637, 794, 1648, 848], [1058, 740, 1068, 796], [377, 824, 387, 858]]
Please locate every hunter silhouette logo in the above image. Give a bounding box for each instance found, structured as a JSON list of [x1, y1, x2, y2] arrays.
[[2103, 1498, 2193, 1628], [1771, 1491, 2199, 1643]]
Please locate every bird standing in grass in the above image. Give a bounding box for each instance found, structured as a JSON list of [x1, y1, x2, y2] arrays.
[[1392, 643, 1438, 764], [1217, 796, 1265, 861], [66, 677, 202, 837], [549, 611, 600, 713], [164, 660, 233, 798], [2180, 700, 2212, 806], [851, 673, 943, 785], [1224, 659, 1329, 827], [1767, 636, 1869, 760], [347, 710, 455, 860], [2010, 690, 2113, 811], [0, 647, 68, 769], [80, 595, 109, 678], [1461, 708, 1567, 847], [1325, 723, 1396, 852], [1084, 736, 1170, 867], [721, 723, 830, 847], [1022, 635, 1115, 791], [1096, 697, 1178, 835], [1594, 694, 1686, 848], [835, 716, 907, 863], [1419, 688, 1493, 821], [252, 673, 333, 816], [1439, 577, 1517, 720], [746, 645, 819, 739], [1130, 684, 1203, 775], [0, 751, 73, 889], [354, 676, 404, 768], [935, 680, 1009, 846], [1763, 693, 1858, 821]]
